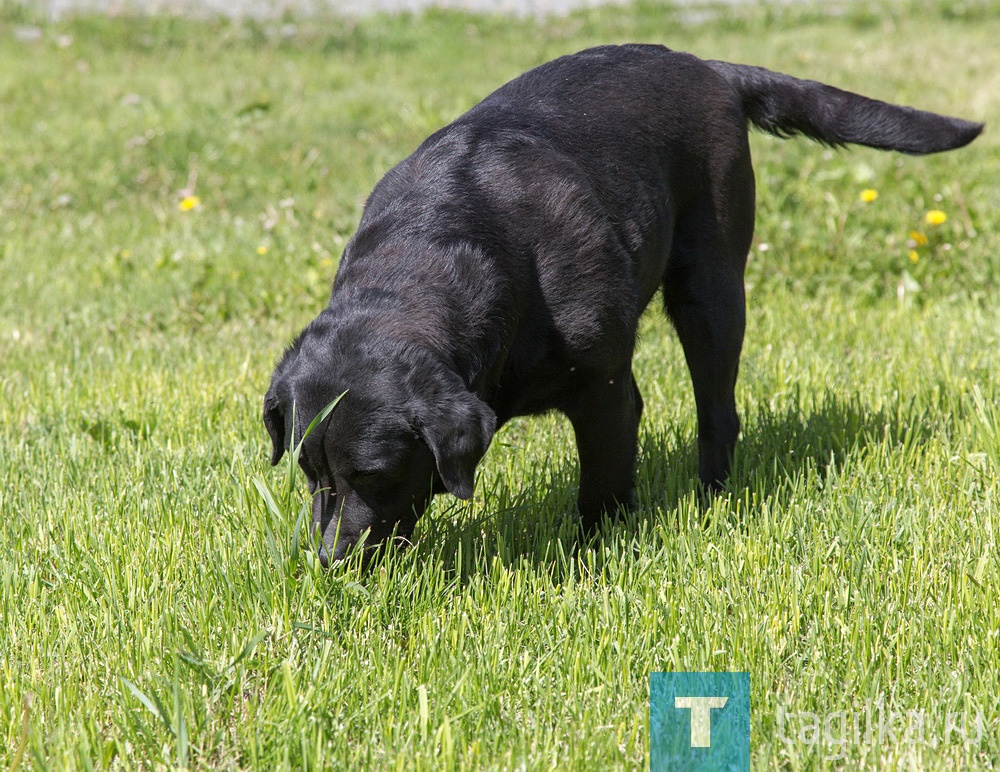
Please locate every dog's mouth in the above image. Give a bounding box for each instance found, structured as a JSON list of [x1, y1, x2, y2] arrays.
[[310, 482, 428, 567], [313, 524, 416, 568]]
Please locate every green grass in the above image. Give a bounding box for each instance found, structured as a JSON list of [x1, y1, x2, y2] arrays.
[[2, 1, 999, 768]]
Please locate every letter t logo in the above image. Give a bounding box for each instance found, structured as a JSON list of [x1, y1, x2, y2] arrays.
[[674, 696, 729, 747]]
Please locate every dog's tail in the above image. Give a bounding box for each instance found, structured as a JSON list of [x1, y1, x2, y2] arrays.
[[708, 60, 983, 154]]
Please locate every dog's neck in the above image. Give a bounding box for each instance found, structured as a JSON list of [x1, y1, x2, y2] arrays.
[[330, 233, 519, 399]]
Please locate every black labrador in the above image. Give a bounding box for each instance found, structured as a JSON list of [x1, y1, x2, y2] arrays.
[[264, 45, 981, 564]]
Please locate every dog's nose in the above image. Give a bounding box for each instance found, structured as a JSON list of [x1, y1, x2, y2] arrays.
[[316, 531, 356, 567]]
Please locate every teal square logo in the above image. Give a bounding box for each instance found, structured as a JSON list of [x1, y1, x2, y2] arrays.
[[650, 672, 750, 771]]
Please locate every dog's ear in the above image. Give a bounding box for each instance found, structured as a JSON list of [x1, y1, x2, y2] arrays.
[[263, 392, 287, 466], [418, 389, 496, 500]]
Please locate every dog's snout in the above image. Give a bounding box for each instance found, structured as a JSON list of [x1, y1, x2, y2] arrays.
[[310, 487, 365, 566], [317, 541, 331, 568], [311, 485, 339, 566], [315, 528, 359, 567]]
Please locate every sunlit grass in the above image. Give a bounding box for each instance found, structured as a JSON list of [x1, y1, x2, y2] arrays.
[[1, 1, 998, 768]]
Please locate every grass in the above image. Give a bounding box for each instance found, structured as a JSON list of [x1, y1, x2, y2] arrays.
[[1, 0, 998, 768]]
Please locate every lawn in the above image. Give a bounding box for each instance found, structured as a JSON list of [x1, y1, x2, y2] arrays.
[[1, 0, 998, 768]]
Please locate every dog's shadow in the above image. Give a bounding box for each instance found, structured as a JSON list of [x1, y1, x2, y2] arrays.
[[411, 392, 934, 582]]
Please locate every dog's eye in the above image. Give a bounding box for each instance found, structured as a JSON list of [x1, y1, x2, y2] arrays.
[[350, 469, 396, 492]]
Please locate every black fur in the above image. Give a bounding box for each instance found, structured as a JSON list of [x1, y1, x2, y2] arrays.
[[264, 45, 982, 564]]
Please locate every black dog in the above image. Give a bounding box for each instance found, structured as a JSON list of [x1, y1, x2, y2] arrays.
[[264, 45, 981, 564]]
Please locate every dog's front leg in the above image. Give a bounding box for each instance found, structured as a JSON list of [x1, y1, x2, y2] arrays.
[[565, 368, 644, 533]]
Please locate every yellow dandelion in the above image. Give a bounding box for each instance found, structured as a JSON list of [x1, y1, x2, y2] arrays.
[[859, 189, 879, 203], [256, 245, 268, 255], [925, 209, 947, 226], [909, 230, 929, 247], [908, 250, 920, 264], [179, 195, 201, 212]]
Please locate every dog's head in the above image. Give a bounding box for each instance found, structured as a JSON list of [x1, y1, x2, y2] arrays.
[[263, 315, 496, 565]]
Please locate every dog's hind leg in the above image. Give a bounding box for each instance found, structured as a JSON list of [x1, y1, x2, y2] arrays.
[[666, 272, 744, 489], [664, 191, 754, 490], [565, 367, 644, 533]]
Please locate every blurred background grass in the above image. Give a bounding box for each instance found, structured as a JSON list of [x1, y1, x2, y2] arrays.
[[1, 0, 996, 339]]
